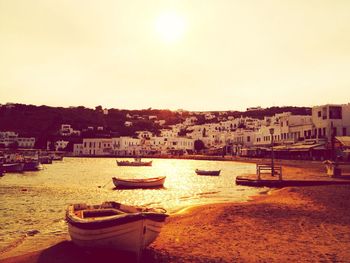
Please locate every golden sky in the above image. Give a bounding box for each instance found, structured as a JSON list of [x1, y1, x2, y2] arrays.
[[0, 0, 349, 111]]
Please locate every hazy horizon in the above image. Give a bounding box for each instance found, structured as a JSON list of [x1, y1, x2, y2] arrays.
[[1, 101, 336, 113], [1, 1, 350, 111]]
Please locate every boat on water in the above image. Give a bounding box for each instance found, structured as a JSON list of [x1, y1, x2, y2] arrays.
[[23, 160, 43, 171], [116, 158, 152, 167], [112, 176, 166, 189], [195, 169, 221, 176], [66, 201, 168, 255], [39, 156, 53, 164], [3, 163, 25, 173]]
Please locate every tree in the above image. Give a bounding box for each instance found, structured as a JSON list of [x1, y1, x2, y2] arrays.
[[194, 139, 205, 153]]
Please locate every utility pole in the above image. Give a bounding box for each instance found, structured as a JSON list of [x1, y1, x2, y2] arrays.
[[269, 128, 275, 177]]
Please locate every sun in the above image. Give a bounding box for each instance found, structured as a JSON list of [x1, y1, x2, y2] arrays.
[[155, 12, 186, 43]]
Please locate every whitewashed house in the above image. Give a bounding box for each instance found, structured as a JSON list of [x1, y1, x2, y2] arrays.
[[60, 124, 81, 136], [73, 143, 84, 156], [82, 138, 113, 156], [112, 137, 141, 156], [124, 121, 133, 127], [55, 140, 69, 151], [312, 104, 350, 142]]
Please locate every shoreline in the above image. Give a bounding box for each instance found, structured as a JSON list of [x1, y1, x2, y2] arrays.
[[2, 161, 350, 262]]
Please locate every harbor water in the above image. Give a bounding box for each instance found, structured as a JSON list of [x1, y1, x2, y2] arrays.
[[0, 157, 265, 255]]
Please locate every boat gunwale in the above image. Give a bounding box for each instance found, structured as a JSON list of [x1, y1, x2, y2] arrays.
[[66, 203, 168, 230], [112, 176, 166, 184]]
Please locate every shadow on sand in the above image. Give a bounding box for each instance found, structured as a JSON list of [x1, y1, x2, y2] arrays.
[[35, 241, 157, 263]]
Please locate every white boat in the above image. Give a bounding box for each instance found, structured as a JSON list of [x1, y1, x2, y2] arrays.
[[66, 201, 168, 255], [116, 158, 152, 167], [195, 169, 221, 176], [112, 176, 166, 189]]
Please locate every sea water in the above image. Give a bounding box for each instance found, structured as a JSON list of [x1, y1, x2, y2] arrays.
[[0, 157, 264, 255]]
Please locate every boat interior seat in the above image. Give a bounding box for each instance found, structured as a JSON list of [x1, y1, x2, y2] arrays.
[[81, 208, 125, 219]]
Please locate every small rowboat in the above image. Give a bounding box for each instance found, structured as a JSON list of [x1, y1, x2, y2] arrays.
[[195, 169, 221, 176], [66, 201, 168, 256], [116, 158, 152, 167], [112, 176, 166, 189]]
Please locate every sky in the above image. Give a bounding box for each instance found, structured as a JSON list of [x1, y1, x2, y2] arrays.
[[0, 0, 350, 111]]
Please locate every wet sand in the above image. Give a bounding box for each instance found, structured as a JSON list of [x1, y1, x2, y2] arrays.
[[1, 161, 350, 262]]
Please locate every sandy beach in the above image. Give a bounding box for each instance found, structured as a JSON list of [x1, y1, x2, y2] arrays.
[[1, 161, 350, 262]]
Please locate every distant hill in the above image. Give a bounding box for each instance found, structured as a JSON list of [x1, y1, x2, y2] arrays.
[[0, 103, 311, 147]]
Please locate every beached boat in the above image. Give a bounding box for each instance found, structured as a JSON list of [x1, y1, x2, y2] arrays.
[[195, 169, 221, 176], [112, 176, 166, 189], [116, 158, 152, 167], [66, 201, 168, 255], [3, 163, 25, 173]]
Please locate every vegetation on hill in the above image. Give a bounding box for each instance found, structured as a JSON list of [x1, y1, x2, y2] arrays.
[[0, 103, 312, 148]]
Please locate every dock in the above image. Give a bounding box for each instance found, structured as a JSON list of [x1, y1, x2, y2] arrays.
[[236, 176, 350, 188]]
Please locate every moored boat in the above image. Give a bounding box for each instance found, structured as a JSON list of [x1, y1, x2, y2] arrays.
[[112, 176, 166, 189], [39, 156, 53, 164], [195, 169, 221, 176], [66, 201, 168, 255], [3, 163, 25, 173], [116, 158, 152, 167], [23, 160, 43, 171]]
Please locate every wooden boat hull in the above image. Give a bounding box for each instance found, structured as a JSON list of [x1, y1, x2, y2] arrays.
[[116, 160, 152, 167], [112, 176, 166, 189], [195, 169, 221, 176], [68, 218, 164, 253], [3, 163, 24, 173], [23, 161, 43, 171], [66, 202, 168, 254]]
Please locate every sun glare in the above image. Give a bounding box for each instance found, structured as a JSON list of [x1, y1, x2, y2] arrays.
[[155, 12, 186, 43]]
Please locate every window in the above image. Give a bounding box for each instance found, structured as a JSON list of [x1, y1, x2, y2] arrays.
[[329, 106, 342, 119], [318, 111, 321, 117], [343, 127, 347, 136]]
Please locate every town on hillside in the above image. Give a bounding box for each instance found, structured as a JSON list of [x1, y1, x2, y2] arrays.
[[0, 103, 350, 162]]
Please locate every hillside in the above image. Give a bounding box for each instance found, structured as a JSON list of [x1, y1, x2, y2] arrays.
[[0, 103, 311, 140]]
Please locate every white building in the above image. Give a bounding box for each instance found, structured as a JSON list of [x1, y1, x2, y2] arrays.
[[136, 131, 153, 140], [16, 137, 36, 148], [165, 137, 195, 154], [154, 120, 166, 126], [55, 140, 69, 151], [0, 131, 35, 148], [112, 137, 141, 156], [73, 143, 84, 156], [124, 121, 133, 127], [59, 124, 81, 136], [160, 129, 178, 138], [82, 138, 113, 156], [312, 104, 350, 142], [183, 116, 198, 126]]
